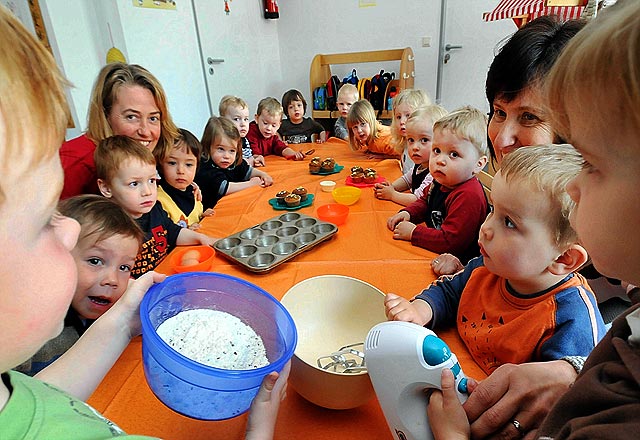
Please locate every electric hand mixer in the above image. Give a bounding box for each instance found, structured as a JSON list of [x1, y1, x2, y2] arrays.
[[364, 321, 468, 440]]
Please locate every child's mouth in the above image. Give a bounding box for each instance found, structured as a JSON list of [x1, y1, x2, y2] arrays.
[[89, 296, 112, 306]]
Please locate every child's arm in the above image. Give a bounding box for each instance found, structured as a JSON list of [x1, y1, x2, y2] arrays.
[[375, 179, 418, 206], [387, 210, 411, 231], [251, 168, 274, 187], [35, 271, 166, 400], [281, 147, 305, 161], [245, 361, 291, 440], [253, 155, 266, 167], [177, 227, 217, 246], [227, 177, 264, 194], [384, 294, 433, 325]]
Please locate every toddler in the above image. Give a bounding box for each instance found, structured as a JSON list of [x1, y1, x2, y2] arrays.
[[155, 128, 213, 229], [334, 83, 359, 140], [387, 106, 488, 263], [390, 89, 432, 175], [17, 195, 142, 376], [386, 144, 605, 375], [278, 89, 326, 144], [375, 105, 448, 206], [95, 135, 216, 278], [347, 99, 397, 157], [219, 95, 263, 167], [247, 97, 305, 161], [0, 7, 287, 439], [196, 116, 273, 210]]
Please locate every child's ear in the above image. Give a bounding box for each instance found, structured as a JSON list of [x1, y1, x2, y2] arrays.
[[548, 244, 589, 276], [97, 179, 112, 198], [473, 155, 488, 174]]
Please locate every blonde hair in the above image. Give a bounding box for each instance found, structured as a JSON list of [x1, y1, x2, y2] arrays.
[[433, 106, 488, 157], [547, 0, 640, 148], [256, 97, 283, 119], [390, 89, 432, 152], [218, 95, 248, 116], [200, 116, 242, 166], [499, 144, 582, 247], [0, 5, 70, 203], [346, 99, 384, 151], [337, 83, 359, 102], [399, 105, 449, 154], [86, 63, 178, 154], [95, 135, 156, 182]]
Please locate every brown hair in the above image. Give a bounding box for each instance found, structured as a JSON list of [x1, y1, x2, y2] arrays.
[[95, 135, 156, 182], [200, 116, 242, 166], [154, 128, 202, 166], [281, 89, 307, 114]]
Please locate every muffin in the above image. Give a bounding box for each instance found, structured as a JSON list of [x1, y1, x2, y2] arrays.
[[284, 193, 301, 207], [292, 186, 308, 202], [276, 190, 289, 206], [321, 158, 336, 172], [309, 157, 321, 173], [351, 166, 363, 174], [364, 169, 378, 184], [351, 172, 364, 184]]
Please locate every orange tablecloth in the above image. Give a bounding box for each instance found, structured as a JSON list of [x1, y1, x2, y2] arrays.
[[88, 138, 486, 439]]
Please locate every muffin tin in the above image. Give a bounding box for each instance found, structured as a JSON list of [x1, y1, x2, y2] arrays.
[[214, 213, 338, 273]]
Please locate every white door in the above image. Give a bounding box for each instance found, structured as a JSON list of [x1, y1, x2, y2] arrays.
[[438, 0, 515, 112]]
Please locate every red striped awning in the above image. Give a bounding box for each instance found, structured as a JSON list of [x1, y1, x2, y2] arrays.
[[483, 0, 584, 23]]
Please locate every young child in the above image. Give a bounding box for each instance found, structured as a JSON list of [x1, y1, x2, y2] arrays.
[[347, 99, 397, 157], [196, 116, 274, 210], [16, 195, 142, 376], [386, 144, 606, 375], [219, 94, 264, 167], [386, 106, 488, 263], [278, 89, 326, 144], [390, 89, 432, 175], [247, 97, 305, 161], [95, 135, 217, 277], [334, 83, 359, 140], [155, 128, 213, 229], [0, 7, 287, 439], [375, 105, 448, 206]]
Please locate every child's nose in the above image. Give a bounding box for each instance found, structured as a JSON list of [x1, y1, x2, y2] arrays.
[[102, 267, 119, 287], [480, 217, 493, 240]]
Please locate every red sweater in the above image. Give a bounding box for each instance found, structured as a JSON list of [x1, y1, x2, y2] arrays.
[[59, 134, 99, 200], [246, 121, 287, 156]]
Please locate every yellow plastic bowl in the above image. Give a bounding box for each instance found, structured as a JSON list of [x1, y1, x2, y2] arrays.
[[332, 186, 361, 205], [281, 275, 387, 409]]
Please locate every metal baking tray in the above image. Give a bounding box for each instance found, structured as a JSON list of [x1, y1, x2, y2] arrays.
[[213, 213, 338, 273]]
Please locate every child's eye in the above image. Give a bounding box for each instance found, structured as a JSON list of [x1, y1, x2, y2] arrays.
[[504, 216, 516, 229], [450, 152, 459, 158], [167, 160, 177, 166], [88, 257, 103, 266], [420, 137, 431, 144], [120, 264, 132, 272], [432, 147, 441, 154], [149, 178, 158, 185], [129, 181, 139, 188], [407, 137, 415, 143]]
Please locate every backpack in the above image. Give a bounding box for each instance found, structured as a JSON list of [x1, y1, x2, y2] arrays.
[[326, 75, 342, 111], [358, 77, 372, 101], [369, 70, 395, 111], [313, 85, 327, 110], [342, 69, 359, 86]]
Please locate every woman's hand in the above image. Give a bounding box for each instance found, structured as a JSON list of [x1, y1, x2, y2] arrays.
[[428, 369, 470, 440], [463, 361, 576, 439], [245, 361, 291, 440], [432, 253, 464, 276]]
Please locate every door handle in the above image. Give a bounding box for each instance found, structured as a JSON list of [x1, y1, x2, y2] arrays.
[[445, 44, 463, 51], [207, 57, 225, 64]]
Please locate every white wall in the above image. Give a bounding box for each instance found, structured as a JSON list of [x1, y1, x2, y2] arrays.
[[276, 1, 442, 103]]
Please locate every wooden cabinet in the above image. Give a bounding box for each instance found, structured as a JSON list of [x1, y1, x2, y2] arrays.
[[309, 47, 415, 120]]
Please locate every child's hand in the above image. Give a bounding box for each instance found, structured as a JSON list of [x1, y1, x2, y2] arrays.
[[432, 253, 464, 276], [253, 155, 266, 167], [202, 208, 215, 217], [384, 293, 429, 325], [188, 222, 202, 231], [387, 211, 410, 231], [315, 131, 327, 143], [428, 369, 471, 440], [260, 174, 274, 187], [393, 220, 416, 241], [374, 181, 394, 200], [191, 182, 203, 202], [245, 361, 291, 440]]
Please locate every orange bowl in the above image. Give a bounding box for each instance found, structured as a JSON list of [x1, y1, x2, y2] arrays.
[[316, 203, 349, 226], [169, 245, 215, 273]]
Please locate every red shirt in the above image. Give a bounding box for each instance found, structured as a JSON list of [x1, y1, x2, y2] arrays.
[[59, 134, 99, 199]]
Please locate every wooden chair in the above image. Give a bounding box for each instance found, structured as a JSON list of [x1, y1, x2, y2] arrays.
[[478, 170, 493, 201]]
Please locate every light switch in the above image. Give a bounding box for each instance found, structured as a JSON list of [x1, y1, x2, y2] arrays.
[[421, 36, 431, 47]]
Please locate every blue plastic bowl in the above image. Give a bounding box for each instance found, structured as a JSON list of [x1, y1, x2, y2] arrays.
[[140, 272, 297, 420]]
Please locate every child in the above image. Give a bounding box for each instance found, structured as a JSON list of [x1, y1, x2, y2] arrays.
[[0, 7, 287, 439], [334, 83, 359, 140], [95, 135, 217, 277], [219, 94, 264, 167], [347, 99, 397, 157], [386, 106, 488, 263], [155, 128, 214, 229], [375, 105, 448, 206], [278, 89, 326, 144], [390, 89, 432, 175], [386, 144, 606, 375], [247, 97, 305, 161], [16, 195, 142, 376], [196, 116, 274, 210]]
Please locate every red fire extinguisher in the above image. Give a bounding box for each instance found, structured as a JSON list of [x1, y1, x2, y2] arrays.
[[264, 0, 279, 19]]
